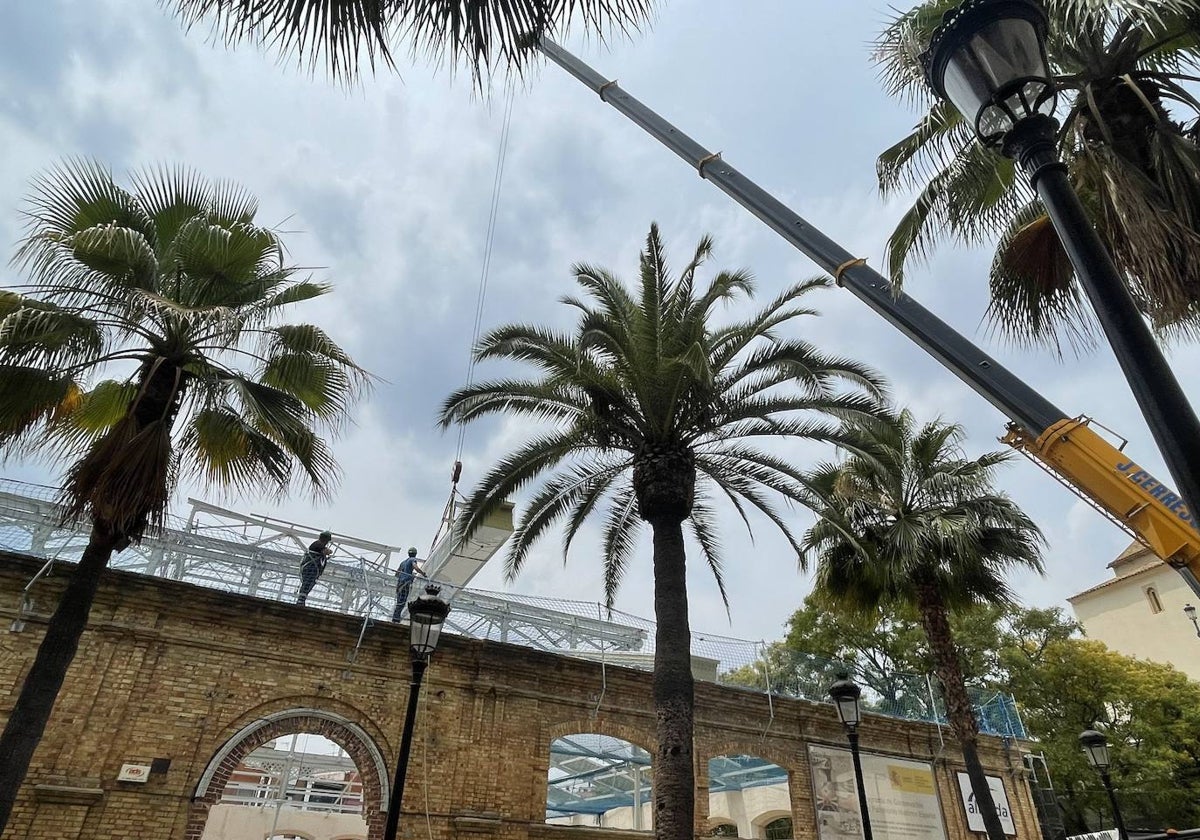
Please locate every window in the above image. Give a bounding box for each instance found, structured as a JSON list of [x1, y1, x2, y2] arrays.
[[547, 734, 653, 831], [764, 817, 793, 840], [709, 754, 789, 840], [1146, 586, 1164, 614]]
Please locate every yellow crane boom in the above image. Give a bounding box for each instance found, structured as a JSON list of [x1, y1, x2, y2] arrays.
[[1003, 419, 1200, 587]]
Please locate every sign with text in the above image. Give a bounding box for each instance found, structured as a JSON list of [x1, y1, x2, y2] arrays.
[[809, 744, 948, 840], [1066, 832, 1119, 840], [117, 763, 151, 783], [955, 772, 1016, 835]]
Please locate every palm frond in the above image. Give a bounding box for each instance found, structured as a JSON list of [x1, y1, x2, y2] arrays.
[[167, 0, 656, 84], [985, 201, 1097, 353], [0, 366, 78, 451], [688, 490, 729, 614], [4, 158, 367, 531], [875, 0, 1200, 341], [449, 225, 886, 613], [801, 410, 1044, 618]]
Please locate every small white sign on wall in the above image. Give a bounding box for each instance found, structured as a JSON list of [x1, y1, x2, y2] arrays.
[[956, 772, 1016, 835], [1066, 831, 1120, 840], [117, 763, 152, 783]]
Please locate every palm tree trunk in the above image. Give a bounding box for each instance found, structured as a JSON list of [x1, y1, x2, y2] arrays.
[[0, 519, 119, 833], [915, 581, 1007, 840], [649, 514, 694, 840]]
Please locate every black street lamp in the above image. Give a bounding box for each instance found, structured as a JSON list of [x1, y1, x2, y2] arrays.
[[383, 584, 451, 840], [829, 675, 874, 840], [1185, 604, 1200, 638], [1079, 729, 1129, 840], [921, 0, 1200, 581]]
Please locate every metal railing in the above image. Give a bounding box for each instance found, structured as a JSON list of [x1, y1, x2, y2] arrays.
[[0, 478, 1024, 738]]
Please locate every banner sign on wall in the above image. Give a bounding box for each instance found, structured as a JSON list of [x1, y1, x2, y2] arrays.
[[808, 744, 948, 840], [955, 773, 1016, 835]]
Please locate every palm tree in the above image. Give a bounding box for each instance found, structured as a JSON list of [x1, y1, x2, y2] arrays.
[[0, 160, 369, 832], [169, 0, 656, 82], [440, 224, 886, 840], [800, 410, 1044, 840], [875, 0, 1200, 349]]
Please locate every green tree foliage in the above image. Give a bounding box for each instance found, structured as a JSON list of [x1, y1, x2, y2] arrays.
[[875, 0, 1200, 349], [0, 160, 369, 833], [800, 410, 1045, 840], [724, 598, 1010, 721], [746, 597, 1200, 830], [1006, 636, 1200, 831], [168, 0, 656, 83], [440, 224, 886, 840]]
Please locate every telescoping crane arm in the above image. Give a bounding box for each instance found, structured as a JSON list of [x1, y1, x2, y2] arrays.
[[536, 38, 1200, 596]]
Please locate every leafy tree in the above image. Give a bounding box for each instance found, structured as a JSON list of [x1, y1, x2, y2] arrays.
[[1005, 637, 1200, 831], [440, 224, 886, 840], [800, 410, 1044, 840], [875, 0, 1200, 349], [724, 596, 1007, 721], [744, 594, 1200, 831], [0, 160, 368, 832], [169, 0, 656, 82]]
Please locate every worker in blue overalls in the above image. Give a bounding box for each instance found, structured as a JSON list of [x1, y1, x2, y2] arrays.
[[296, 531, 333, 605], [392, 547, 426, 621]]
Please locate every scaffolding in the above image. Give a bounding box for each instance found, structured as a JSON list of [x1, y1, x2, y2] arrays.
[[0, 477, 1025, 756], [0, 479, 645, 655]]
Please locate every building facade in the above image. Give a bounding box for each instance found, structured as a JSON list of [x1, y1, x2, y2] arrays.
[[1068, 541, 1200, 680], [1, 552, 1041, 840]]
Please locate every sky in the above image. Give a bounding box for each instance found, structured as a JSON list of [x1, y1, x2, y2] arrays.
[[2, 0, 1198, 647]]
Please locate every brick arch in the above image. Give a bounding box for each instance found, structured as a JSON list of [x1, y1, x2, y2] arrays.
[[546, 718, 656, 755], [704, 817, 740, 835], [700, 737, 796, 775], [186, 708, 389, 840], [544, 719, 657, 830], [704, 743, 796, 837]]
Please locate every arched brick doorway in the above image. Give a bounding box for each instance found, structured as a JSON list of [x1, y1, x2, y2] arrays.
[[187, 708, 389, 840]]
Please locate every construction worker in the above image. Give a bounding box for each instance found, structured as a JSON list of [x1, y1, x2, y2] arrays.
[[296, 531, 333, 605], [392, 547, 426, 621]]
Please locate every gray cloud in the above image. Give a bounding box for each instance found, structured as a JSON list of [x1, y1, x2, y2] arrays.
[[1, 0, 1195, 645]]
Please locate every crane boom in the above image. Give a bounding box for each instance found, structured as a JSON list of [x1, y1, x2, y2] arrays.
[[537, 38, 1200, 595]]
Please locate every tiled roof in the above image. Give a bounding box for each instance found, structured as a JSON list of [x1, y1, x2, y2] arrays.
[[1068, 558, 1164, 601]]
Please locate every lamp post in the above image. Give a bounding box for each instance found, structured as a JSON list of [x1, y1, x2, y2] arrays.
[[383, 584, 451, 840], [1079, 729, 1128, 840], [920, 0, 1200, 575], [829, 675, 874, 840], [1185, 604, 1200, 638]]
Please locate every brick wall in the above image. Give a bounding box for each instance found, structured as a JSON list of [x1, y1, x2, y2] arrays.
[[0, 552, 1041, 840]]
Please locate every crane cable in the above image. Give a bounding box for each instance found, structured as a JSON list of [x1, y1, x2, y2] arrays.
[[431, 90, 516, 554]]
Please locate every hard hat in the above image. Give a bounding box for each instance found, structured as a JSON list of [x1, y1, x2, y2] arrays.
[[320, 531, 332, 540], [408, 547, 418, 556]]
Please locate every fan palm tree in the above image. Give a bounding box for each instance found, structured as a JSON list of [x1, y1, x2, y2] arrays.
[[0, 160, 369, 832], [800, 410, 1044, 840], [876, 0, 1200, 349], [440, 224, 887, 840], [169, 0, 656, 82]]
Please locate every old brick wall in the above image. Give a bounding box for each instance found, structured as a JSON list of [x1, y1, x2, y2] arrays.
[[0, 552, 1040, 840]]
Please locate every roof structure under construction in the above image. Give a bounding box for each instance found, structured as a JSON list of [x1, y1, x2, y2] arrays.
[[0, 477, 1026, 822]]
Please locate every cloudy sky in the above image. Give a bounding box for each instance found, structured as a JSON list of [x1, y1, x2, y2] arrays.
[[3, 0, 1198, 647]]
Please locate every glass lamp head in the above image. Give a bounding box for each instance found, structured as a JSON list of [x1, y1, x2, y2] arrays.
[[1079, 728, 1111, 770], [829, 676, 863, 729], [408, 584, 451, 660], [921, 0, 1055, 146]]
